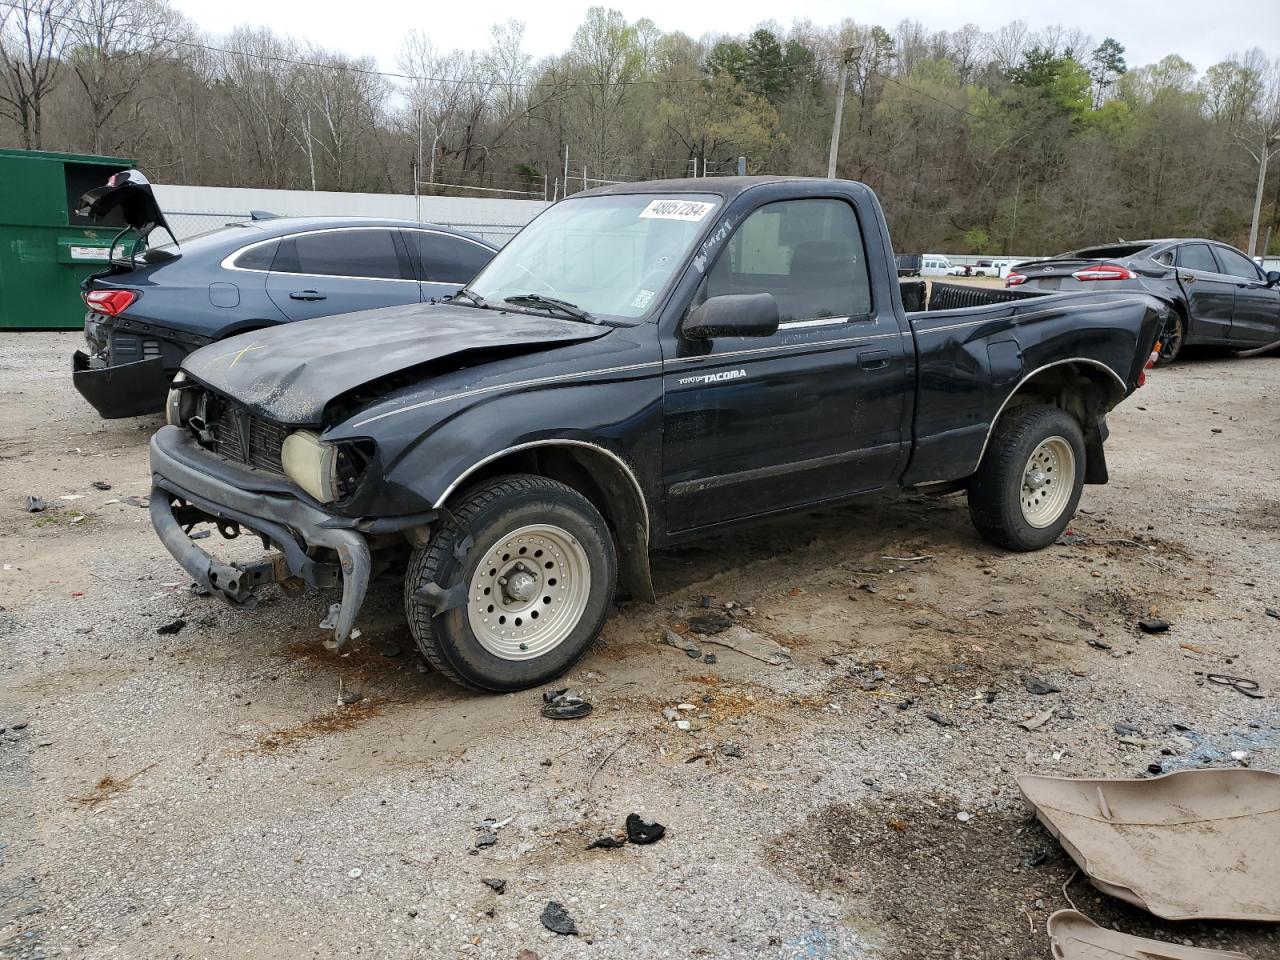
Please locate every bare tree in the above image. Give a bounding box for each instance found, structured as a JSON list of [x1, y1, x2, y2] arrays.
[[0, 0, 73, 149]]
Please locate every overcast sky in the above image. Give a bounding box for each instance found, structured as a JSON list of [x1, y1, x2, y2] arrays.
[[170, 0, 1277, 75]]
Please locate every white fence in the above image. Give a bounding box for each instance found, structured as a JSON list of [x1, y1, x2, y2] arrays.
[[151, 184, 549, 246]]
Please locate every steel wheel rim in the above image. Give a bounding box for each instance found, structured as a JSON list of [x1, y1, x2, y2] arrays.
[[1020, 436, 1075, 528], [467, 522, 592, 661]]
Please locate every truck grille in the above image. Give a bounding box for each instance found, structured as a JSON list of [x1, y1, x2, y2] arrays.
[[207, 399, 288, 476]]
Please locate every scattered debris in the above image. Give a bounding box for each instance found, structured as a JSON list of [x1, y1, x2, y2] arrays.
[[687, 613, 733, 634], [1019, 769, 1280, 921], [881, 554, 934, 562], [1086, 638, 1112, 651], [1266, 608, 1280, 620], [92, 481, 111, 491], [924, 711, 954, 727], [956, 811, 972, 822], [1046, 909, 1251, 960], [1023, 676, 1062, 696], [1198, 672, 1263, 699], [1055, 531, 1088, 546], [625, 814, 665, 845], [1019, 709, 1055, 731], [1138, 617, 1170, 634], [541, 688, 593, 719], [698, 624, 790, 665], [156, 618, 186, 636], [474, 831, 497, 849], [340, 690, 364, 706], [189, 529, 211, 540], [1113, 722, 1142, 736], [586, 835, 626, 850], [663, 629, 701, 658], [120, 495, 150, 508], [24, 495, 45, 513], [720, 742, 743, 758], [481, 877, 506, 894], [703, 653, 717, 665], [347, 868, 362, 880], [540, 901, 578, 936]]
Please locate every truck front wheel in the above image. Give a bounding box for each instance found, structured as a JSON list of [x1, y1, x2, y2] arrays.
[[404, 475, 617, 692], [967, 405, 1085, 551]]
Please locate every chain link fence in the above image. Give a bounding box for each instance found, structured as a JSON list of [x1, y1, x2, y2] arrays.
[[163, 211, 526, 247]]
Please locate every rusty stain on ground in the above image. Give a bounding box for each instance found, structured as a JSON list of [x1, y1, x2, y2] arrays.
[[244, 699, 383, 754]]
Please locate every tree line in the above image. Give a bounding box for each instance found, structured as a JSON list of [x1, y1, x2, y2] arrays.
[[3, 0, 1279, 255]]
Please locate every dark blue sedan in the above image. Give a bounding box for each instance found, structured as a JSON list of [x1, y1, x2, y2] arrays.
[[73, 178, 497, 418]]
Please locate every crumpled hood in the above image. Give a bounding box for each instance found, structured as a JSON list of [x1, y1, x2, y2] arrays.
[[182, 302, 608, 424]]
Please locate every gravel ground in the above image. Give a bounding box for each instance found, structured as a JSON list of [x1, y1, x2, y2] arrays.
[[2, 331, 1278, 960]]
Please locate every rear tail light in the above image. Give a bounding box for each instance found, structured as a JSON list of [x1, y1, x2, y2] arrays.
[[1137, 349, 1160, 388], [83, 289, 138, 316], [1071, 263, 1136, 281], [1005, 272, 1026, 286]]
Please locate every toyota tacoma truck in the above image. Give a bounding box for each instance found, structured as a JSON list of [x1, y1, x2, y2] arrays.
[[150, 177, 1166, 692]]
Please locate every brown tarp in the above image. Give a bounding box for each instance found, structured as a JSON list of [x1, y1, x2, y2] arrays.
[[1018, 769, 1280, 922], [1047, 909, 1252, 959]]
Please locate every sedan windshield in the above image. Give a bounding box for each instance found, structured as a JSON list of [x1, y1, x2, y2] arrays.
[[467, 194, 721, 322]]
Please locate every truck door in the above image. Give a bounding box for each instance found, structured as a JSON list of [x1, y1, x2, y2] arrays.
[[1174, 243, 1234, 343], [1212, 244, 1280, 346], [660, 197, 909, 533]]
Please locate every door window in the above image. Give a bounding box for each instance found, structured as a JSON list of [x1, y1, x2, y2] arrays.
[[705, 198, 872, 323], [1214, 246, 1263, 282], [274, 229, 406, 280], [1176, 243, 1221, 274], [404, 231, 494, 284]]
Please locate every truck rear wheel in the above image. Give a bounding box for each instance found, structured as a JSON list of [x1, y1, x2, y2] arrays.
[[404, 475, 616, 692], [968, 405, 1085, 551]]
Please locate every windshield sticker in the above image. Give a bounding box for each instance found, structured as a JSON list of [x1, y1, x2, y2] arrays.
[[631, 289, 655, 310], [639, 199, 716, 222]]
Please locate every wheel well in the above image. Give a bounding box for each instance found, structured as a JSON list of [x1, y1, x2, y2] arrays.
[[441, 444, 655, 602], [1002, 361, 1123, 430]]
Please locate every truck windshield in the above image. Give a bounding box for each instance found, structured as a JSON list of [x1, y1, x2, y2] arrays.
[[467, 193, 721, 322]]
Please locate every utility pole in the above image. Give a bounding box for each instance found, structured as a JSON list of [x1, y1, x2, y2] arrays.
[[1246, 130, 1278, 256], [563, 145, 570, 197], [827, 46, 860, 179], [415, 108, 423, 223]]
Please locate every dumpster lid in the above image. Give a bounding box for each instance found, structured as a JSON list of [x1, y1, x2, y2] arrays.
[[75, 169, 174, 251]]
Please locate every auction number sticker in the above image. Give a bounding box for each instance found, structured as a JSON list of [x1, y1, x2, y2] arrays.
[[639, 199, 715, 222]]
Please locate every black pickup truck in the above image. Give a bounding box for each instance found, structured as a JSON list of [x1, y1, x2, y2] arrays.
[[150, 177, 1166, 691]]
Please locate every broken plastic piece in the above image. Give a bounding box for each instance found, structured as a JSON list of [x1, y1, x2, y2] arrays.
[[1019, 769, 1280, 921], [1047, 909, 1252, 959], [625, 813, 665, 845]]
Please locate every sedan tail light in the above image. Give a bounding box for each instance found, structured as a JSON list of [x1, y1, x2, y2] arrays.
[[1005, 272, 1026, 286], [83, 289, 138, 316], [1070, 263, 1136, 282]]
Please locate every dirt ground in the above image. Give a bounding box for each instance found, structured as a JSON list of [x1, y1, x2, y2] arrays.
[[2, 331, 1278, 960]]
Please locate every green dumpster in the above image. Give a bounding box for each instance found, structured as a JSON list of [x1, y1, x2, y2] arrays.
[[0, 147, 135, 330]]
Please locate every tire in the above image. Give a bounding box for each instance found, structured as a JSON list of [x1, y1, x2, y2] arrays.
[[1157, 309, 1185, 364], [404, 474, 617, 692], [967, 405, 1086, 551]]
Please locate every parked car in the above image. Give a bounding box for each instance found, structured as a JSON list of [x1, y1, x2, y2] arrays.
[[1007, 239, 1280, 361], [150, 176, 1165, 691], [973, 258, 1020, 278], [71, 170, 497, 418], [919, 253, 963, 277]]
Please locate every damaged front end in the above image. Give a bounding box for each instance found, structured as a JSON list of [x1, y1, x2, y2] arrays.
[[149, 424, 377, 648]]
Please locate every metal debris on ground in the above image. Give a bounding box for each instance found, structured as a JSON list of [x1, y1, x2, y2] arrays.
[[1046, 909, 1252, 960], [540, 688, 593, 719], [687, 613, 733, 635], [625, 814, 666, 845], [540, 901, 578, 936], [156, 618, 186, 635], [1138, 617, 1170, 633], [481, 877, 506, 894], [92, 481, 111, 491], [24, 495, 45, 513], [1197, 672, 1263, 699], [1018, 769, 1280, 921], [698, 624, 790, 665]]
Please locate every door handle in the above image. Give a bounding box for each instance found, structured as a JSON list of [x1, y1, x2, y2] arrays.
[[859, 350, 891, 371], [289, 290, 326, 301]]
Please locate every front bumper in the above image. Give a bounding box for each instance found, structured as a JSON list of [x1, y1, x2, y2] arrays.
[[73, 350, 170, 418], [148, 425, 373, 648]]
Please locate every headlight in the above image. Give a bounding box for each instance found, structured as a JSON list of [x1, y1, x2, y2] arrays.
[[281, 430, 339, 502], [165, 372, 191, 426]]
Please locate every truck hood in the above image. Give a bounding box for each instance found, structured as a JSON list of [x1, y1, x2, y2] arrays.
[[182, 302, 609, 424]]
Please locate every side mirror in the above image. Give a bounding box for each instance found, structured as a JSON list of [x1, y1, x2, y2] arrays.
[[683, 293, 779, 339], [1267, 270, 1280, 286]]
